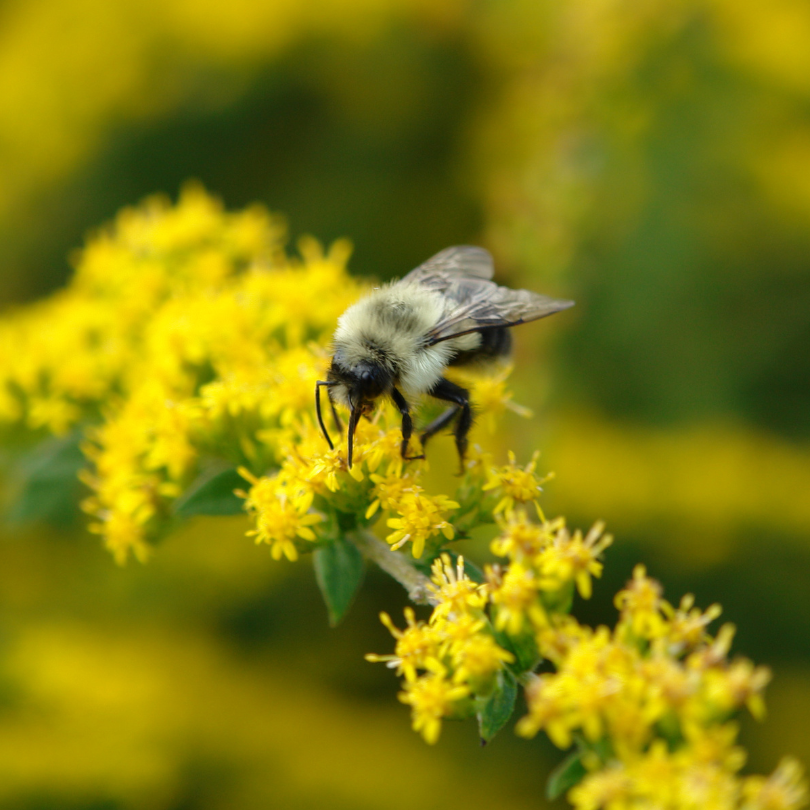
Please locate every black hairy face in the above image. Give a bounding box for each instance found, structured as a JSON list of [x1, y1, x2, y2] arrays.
[[327, 356, 392, 410]]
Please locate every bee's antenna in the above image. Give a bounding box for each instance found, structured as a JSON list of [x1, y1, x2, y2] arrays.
[[347, 405, 360, 468], [315, 381, 334, 450]]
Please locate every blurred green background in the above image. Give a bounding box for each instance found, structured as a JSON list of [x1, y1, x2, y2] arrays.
[[2, 0, 810, 807]]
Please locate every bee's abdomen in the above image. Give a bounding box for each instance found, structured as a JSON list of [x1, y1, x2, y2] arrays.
[[449, 326, 512, 367]]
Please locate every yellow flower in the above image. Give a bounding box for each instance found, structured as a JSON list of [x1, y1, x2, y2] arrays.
[[240, 469, 322, 561], [428, 554, 488, 619], [515, 674, 575, 748], [488, 561, 546, 636], [26, 395, 82, 436], [703, 658, 772, 721], [449, 365, 532, 433], [386, 492, 459, 558], [537, 520, 613, 599], [307, 447, 364, 493], [449, 633, 514, 686], [365, 609, 440, 683], [614, 564, 667, 639], [365, 469, 420, 519], [491, 513, 562, 562], [568, 763, 632, 810], [662, 594, 723, 651], [743, 758, 809, 810], [398, 667, 470, 745], [483, 450, 550, 516]]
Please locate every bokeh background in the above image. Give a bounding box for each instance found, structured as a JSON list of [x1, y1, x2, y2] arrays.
[[2, 0, 810, 807]]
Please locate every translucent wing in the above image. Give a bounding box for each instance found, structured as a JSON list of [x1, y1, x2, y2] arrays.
[[400, 245, 495, 291], [400, 245, 573, 345], [425, 284, 575, 345]]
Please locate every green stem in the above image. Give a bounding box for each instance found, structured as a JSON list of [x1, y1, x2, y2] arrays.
[[350, 530, 436, 605]]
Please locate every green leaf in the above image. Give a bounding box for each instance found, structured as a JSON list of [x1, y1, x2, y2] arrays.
[[5, 431, 87, 527], [313, 537, 365, 626], [477, 669, 517, 744], [493, 622, 541, 675], [546, 750, 587, 801], [174, 466, 246, 517]]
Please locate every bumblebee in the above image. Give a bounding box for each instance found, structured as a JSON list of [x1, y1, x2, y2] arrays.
[[316, 246, 573, 467]]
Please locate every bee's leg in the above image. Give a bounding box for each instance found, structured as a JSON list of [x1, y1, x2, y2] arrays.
[[419, 406, 459, 448], [427, 377, 471, 473], [390, 386, 425, 461]]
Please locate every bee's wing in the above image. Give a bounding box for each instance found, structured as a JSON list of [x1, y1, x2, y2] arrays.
[[400, 245, 495, 290], [400, 245, 573, 345], [425, 281, 574, 346]]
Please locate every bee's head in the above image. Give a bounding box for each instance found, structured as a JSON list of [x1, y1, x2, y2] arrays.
[[325, 353, 392, 467]]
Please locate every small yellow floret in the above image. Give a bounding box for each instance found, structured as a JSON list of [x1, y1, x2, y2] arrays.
[[386, 492, 459, 558], [398, 669, 469, 745]]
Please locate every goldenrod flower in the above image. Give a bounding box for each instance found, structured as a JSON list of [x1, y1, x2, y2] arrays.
[[536, 521, 613, 599], [2, 190, 803, 808], [488, 561, 546, 636], [491, 513, 562, 562], [516, 674, 576, 748], [365, 469, 419, 519], [240, 469, 322, 561], [568, 764, 631, 810], [428, 554, 488, 619], [449, 633, 514, 688], [365, 609, 440, 683], [615, 563, 667, 639], [386, 492, 459, 559], [662, 594, 723, 651], [449, 365, 532, 433], [398, 667, 470, 745], [743, 758, 809, 810], [483, 450, 549, 516]]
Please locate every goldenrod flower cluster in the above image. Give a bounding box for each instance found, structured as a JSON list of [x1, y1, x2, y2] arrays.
[[0, 186, 540, 566], [366, 513, 613, 745], [519, 563, 791, 810], [0, 189, 805, 810], [370, 518, 806, 810]]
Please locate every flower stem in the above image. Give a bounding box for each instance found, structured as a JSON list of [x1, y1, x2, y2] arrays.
[[350, 530, 436, 605]]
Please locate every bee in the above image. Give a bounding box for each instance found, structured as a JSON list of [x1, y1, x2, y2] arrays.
[[316, 246, 574, 468]]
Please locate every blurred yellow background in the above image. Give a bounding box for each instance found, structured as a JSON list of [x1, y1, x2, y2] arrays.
[[1, 0, 810, 807]]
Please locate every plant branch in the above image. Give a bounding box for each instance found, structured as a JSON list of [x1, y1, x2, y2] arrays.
[[350, 530, 436, 605]]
